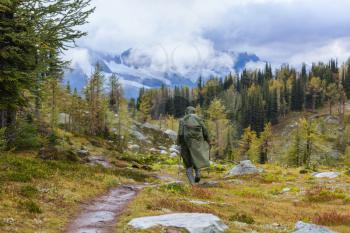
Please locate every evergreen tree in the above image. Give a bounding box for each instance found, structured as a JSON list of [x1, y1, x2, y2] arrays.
[[85, 64, 106, 136], [258, 123, 272, 164], [109, 73, 122, 113], [325, 83, 339, 115]]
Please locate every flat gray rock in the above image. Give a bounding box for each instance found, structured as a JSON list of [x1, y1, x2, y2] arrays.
[[312, 172, 340, 178], [227, 160, 263, 176], [128, 213, 228, 233], [292, 221, 337, 233]]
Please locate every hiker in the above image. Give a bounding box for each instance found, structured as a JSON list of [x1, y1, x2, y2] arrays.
[[177, 106, 211, 184]]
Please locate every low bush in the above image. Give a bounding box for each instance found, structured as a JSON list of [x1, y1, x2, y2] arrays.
[[21, 200, 42, 214], [160, 182, 188, 194], [229, 213, 255, 224], [313, 211, 350, 226], [20, 185, 39, 198], [0, 127, 7, 151], [304, 186, 347, 202], [11, 120, 41, 150]]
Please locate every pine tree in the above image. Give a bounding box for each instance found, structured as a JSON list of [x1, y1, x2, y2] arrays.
[[325, 83, 339, 115], [109, 73, 122, 113], [258, 123, 272, 164], [343, 62, 350, 98], [85, 64, 106, 136]]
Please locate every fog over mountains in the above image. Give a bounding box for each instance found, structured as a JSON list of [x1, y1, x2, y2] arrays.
[[63, 48, 262, 98]]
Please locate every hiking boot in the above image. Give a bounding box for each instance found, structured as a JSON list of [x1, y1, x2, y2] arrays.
[[194, 169, 201, 183], [186, 168, 195, 184]]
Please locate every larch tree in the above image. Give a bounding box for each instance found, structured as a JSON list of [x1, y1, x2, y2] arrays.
[[207, 98, 227, 158], [139, 91, 152, 122]]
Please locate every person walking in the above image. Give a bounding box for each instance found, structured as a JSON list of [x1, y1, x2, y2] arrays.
[[177, 106, 211, 184]]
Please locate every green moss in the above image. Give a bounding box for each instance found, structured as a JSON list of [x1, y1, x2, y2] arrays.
[[231, 187, 267, 199], [160, 182, 188, 194]]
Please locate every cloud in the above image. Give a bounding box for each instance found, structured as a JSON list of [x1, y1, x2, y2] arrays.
[[70, 0, 350, 72], [62, 48, 92, 74]]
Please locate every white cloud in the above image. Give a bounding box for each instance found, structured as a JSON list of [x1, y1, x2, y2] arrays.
[[62, 48, 92, 74], [70, 0, 350, 72]]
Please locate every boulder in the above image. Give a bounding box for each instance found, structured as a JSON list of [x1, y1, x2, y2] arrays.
[[164, 129, 177, 141], [312, 172, 340, 178], [160, 150, 168, 155], [88, 156, 112, 168], [170, 152, 178, 158], [77, 149, 89, 157], [169, 147, 180, 154], [128, 144, 140, 152], [142, 122, 161, 130], [129, 125, 148, 141], [292, 221, 337, 233], [227, 160, 263, 176], [39, 146, 79, 161], [149, 148, 159, 154], [324, 115, 339, 124], [128, 213, 228, 233], [281, 187, 290, 193]]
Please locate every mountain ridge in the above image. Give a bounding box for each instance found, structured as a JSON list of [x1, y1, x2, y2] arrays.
[[63, 48, 262, 98]]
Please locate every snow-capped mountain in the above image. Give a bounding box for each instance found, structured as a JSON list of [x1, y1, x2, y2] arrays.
[[63, 48, 262, 98]]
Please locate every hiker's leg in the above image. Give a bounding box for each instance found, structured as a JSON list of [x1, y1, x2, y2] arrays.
[[194, 168, 201, 183], [186, 167, 195, 184], [180, 145, 192, 168], [180, 145, 195, 184]]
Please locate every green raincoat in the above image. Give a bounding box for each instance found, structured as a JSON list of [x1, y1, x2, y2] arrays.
[[177, 107, 210, 169]]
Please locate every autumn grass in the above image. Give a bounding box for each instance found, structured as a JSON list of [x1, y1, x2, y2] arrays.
[[118, 164, 350, 233], [0, 150, 150, 233]]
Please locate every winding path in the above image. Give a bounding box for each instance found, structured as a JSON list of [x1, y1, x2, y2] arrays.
[[63, 185, 142, 233]]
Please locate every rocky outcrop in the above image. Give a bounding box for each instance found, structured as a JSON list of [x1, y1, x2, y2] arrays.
[[87, 156, 112, 168], [164, 129, 177, 141], [227, 160, 263, 176], [128, 213, 228, 233], [292, 221, 337, 233]]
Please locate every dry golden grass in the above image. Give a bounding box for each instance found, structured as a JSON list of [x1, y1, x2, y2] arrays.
[[118, 164, 350, 233], [313, 211, 350, 226]]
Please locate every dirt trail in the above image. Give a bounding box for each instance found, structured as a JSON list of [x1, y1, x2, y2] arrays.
[[63, 171, 181, 233], [63, 185, 142, 233]]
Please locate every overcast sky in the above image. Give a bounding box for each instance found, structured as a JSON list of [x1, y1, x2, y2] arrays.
[[70, 0, 350, 70]]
